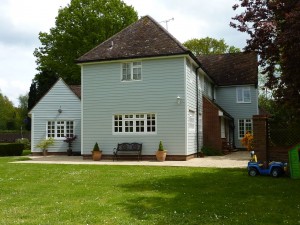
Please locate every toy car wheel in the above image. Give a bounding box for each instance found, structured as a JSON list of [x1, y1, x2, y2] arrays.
[[248, 168, 257, 177], [271, 168, 281, 178]]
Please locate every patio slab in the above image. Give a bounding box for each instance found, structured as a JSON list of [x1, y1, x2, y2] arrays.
[[14, 151, 250, 168]]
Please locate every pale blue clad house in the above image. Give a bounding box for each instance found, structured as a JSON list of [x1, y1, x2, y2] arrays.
[[29, 78, 81, 154], [76, 15, 258, 159], [76, 15, 211, 160], [30, 15, 258, 159], [198, 53, 258, 148]]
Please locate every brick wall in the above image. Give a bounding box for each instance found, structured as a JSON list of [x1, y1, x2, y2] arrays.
[[253, 115, 290, 162], [203, 97, 222, 151], [253, 115, 268, 161]]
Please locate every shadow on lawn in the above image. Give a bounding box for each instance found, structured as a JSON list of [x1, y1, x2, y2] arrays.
[[118, 168, 250, 224], [118, 167, 299, 225]]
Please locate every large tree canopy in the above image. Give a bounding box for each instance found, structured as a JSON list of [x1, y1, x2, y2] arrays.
[[231, 0, 300, 110], [30, 0, 138, 110], [183, 37, 240, 55]]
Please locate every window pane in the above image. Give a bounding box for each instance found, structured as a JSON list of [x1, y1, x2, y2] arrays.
[[66, 121, 74, 138], [237, 88, 243, 102], [114, 115, 122, 133], [122, 63, 131, 80], [188, 110, 195, 131], [47, 121, 55, 138], [244, 89, 251, 102]]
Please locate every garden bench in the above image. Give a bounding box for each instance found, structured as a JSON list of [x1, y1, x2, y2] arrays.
[[113, 143, 142, 161]]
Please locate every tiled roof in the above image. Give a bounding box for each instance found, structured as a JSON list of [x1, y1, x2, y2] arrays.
[[198, 52, 258, 86], [69, 85, 81, 99], [76, 15, 191, 63]]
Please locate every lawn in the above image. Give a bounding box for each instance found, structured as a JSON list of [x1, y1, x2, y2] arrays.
[[0, 157, 299, 225]]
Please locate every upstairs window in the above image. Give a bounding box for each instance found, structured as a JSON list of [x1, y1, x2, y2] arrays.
[[122, 62, 142, 81], [236, 87, 251, 103]]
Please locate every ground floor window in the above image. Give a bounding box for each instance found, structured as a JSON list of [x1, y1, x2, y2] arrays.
[[238, 119, 252, 139], [47, 121, 74, 139], [188, 110, 195, 132], [113, 113, 156, 134]]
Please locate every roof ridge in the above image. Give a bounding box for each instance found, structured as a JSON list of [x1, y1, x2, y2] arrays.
[[144, 15, 189, 53], [76, 15, 194, 63]]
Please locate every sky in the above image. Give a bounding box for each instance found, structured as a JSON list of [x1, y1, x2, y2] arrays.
[[0, 0, 248, 106]]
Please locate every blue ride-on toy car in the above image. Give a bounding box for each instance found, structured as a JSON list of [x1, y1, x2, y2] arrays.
[[247, 161, 288, 177]]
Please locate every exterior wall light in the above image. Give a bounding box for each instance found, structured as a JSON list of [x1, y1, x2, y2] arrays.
[[58, 106, 62, 113], [177, 96, 181, 104]]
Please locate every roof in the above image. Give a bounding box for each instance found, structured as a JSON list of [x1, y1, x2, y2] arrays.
[[198, 52, 258, 86], [28, 78, 81, 115], [69, 85, 81, 99], [76, 15, 191, 63]]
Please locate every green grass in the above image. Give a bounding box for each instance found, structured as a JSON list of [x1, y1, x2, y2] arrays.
[[0, 157, 299, 225], [22, 149, 31, 156]]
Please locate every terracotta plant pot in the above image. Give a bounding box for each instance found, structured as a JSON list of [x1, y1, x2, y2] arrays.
[[156, 150, 167, 162], [92, 151, 102, 161]]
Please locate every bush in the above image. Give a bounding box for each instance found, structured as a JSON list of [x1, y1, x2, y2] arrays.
[[201, 146, 223, 156], [15, 138, 31, 150], [0, 143, 24, 156]]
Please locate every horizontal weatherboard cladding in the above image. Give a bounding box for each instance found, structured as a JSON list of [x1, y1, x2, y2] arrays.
[[82, 57, 187, 155], [215, 85, 258, 148], [30, 79, 81, 153]]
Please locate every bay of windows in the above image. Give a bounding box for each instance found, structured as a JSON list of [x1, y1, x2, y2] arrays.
[[114, 113, 156, 134], [47, 121, 74, 139]]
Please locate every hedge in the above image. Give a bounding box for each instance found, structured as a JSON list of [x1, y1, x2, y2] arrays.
[[0, 143, 24, 156]]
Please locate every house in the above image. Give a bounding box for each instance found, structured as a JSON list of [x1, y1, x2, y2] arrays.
[[75, 15, 258, 159], [198, 53, 258, 149], [30, 15, 258, 159], [29, 78, 81, 155]]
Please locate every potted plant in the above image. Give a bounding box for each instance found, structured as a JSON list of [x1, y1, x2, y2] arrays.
[[64, 135, 77, 156], [156, 140, 167, 161], [36, 138, 55, 156], [92, 142, 102, 161]]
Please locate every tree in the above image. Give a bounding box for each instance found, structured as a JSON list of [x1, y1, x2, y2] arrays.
[[34, 0, 138, 84], [15, 93, 29, 130], [231, 0, 300, 111], [0, 92, 16, 130], [183, 37, 240, 55], [31, 0, 138, 105]]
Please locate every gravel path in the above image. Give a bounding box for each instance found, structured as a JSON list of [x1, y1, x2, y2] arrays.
[[14, 151, 250, 168]]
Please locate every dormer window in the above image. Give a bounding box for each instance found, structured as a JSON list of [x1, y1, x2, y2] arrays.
[[122, 62, 142, 81]]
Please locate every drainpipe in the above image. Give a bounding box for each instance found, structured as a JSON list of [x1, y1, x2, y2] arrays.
[[195, 66, 201, 157]]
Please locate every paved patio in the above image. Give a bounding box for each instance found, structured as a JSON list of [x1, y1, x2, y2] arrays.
[[14, 151, 250, 168]]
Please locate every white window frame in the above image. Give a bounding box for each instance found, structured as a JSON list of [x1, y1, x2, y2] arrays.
[[121, 61, 142, 81], [188, 110, 196, 132], [238, 119, 252, 139], [221, 117, 226, 139], [113, 113, 156, 134], [47, 121, 74, 139], [236, 87, 251, 103]]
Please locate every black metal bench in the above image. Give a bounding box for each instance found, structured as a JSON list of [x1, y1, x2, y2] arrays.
[[113, 143, 142, 161]]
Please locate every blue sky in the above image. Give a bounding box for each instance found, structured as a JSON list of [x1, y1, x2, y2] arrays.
[[0, 0, 247, 106]]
